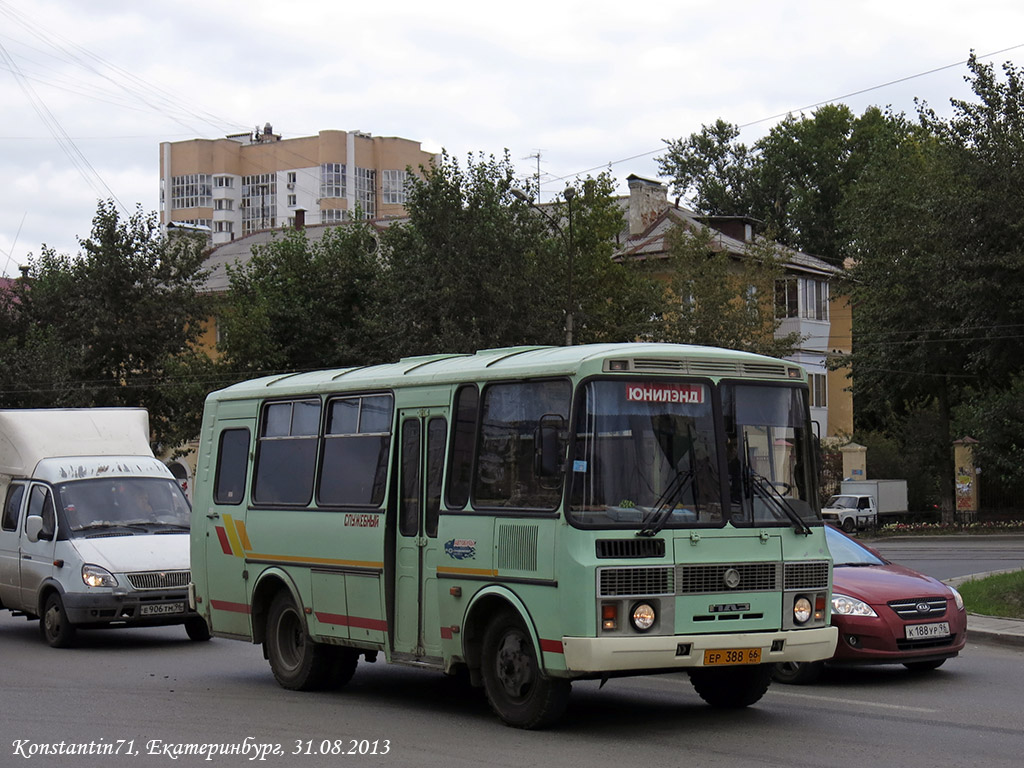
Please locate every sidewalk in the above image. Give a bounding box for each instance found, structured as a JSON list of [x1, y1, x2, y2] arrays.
[[945, 570, 1024, 648]]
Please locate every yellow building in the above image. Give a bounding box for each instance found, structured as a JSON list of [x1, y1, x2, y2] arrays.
[[159, 125, 436, 245]]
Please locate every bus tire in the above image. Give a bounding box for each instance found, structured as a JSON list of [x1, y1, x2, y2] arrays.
[[480, 611, 570, 729], [689, 664, 773, 708], [326, 647, 360, 688], [265, 591, 331, 691], [40, 592, 77, 648]]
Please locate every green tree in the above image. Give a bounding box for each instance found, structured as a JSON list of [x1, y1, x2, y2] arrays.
[[0, 201, 210, 449], [218, 222, 383, 373], [651, 224, 801, 357]]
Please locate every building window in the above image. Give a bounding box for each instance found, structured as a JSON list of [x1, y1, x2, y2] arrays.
[[215, 176, 234, 188], [288, 194, 296, 207], [320, 163, 346, 199], [810, 373, 827, 408], [214, 199, 233, 211], [287, 171, 297, 184], [214, 221, 233, 233], [242, 174, 276, 234], [382, 169, 408, 205], [775, 278, 799, 319], [354, 166, 376, 218], [171, 174, 212, 210], [803, 278, 829, 321], [321, 209, 348, 224], [172, 219, 211, 230]]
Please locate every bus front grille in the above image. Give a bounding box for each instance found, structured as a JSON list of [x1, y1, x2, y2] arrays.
[[598, 566, 675, 596], [676, 563, 780, 594], [784, 561, 830, 590]]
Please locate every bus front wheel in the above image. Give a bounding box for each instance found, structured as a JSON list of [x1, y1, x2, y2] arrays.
[[689, 664, 773, 708], [265, 591, 331, 690], [480, 612, 570, 729]]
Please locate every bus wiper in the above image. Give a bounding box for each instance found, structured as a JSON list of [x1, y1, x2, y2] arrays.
[[745, 469, 813, 536], [638, 467, 695, 538]]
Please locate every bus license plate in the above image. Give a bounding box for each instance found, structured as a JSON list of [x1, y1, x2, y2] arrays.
[[140, 603, 185, 616], [905, 622, 950, 639], [703, 648, 761, 666]]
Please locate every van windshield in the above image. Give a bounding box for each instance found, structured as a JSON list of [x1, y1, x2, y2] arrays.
[[56, 477, 191, 535]]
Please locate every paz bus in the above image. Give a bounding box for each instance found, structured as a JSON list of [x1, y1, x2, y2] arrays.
[[189, 343, 837, 728]]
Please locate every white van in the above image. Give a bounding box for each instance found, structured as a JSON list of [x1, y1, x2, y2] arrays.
[[0, 408, 209, 646]]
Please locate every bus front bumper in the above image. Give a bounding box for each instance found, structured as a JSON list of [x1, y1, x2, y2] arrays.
[[561, 626, 838, 673]]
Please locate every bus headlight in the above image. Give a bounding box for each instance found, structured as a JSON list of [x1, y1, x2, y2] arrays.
[[631, 602, 656, 632], [82, 564, 118, 588], [793, 596, 813, 625]]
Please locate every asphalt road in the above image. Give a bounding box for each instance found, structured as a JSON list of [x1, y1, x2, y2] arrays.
[[2, 536, 1022, 768], [865, 534, 1024, 580]]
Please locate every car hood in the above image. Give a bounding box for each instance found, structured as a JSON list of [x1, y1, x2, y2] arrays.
[[832, 562, 951, 605], [65, 533, 190, 573]]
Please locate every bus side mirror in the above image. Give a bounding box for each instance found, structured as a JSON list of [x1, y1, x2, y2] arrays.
[[25, 514, 44, 543], [535, 414, 566, 483]]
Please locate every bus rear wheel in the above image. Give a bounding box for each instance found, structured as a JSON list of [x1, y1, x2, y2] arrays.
[[689, 664, 773, 708], [265, 591, 332, 690], [480, 612, 570, 729]]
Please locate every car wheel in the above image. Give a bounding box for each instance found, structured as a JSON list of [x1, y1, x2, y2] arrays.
[[771, 660, 824, 685], [903, 659, 946, 672], [689, 664, 773, 707], [265, 591, 332, 690], [185, 617, 212, 642], [40, 592, 77, 648], [480, 611, 571, 729]]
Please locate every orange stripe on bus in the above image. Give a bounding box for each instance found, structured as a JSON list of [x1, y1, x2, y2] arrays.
[[246, 553, 384, 569], [436, 566, 498, 577]]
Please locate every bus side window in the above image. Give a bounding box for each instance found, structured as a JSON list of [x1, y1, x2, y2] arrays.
[[214, 429, 251, 505], [446, 385, 478, 510], [318, 394, 393, 507], [425, 417, 447, 537], [253, 400, 321, 506]]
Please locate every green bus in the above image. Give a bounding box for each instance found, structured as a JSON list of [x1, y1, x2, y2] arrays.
[[189, 343, 837, 728]]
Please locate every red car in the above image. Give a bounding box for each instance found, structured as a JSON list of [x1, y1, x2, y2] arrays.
[[773, 525, 967, 684]]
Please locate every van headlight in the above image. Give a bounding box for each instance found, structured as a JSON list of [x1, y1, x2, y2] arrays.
[[82, 564, 118, 588]]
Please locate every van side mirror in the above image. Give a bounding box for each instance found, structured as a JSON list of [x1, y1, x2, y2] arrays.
[[25, 514, 44, 543]]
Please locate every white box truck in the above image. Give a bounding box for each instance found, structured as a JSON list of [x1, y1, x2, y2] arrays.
[[0, 408, 210, 646], [822, 479, 909, 532]]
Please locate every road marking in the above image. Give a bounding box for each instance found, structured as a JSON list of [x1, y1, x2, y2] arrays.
[[771, 689, 939, 713]]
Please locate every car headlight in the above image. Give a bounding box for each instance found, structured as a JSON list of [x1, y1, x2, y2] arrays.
[[831, 593, 877, 617], [630, 602, 656, 632], [949, 587, 965, 612], [82, 564, 118, 588]]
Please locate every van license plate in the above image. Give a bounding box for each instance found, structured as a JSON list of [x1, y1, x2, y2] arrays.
[[905, 622, 950, 639], [703, 648, 761, 666], [141, 603, 185, 616]]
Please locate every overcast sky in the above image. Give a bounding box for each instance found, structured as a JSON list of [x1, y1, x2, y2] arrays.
[[1, 0, 1022, 276]]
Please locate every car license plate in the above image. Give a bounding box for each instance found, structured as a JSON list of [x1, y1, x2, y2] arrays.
[[140, 602, 185, 616], [703, 648, 762, 666], [905, 621, 950, 639]]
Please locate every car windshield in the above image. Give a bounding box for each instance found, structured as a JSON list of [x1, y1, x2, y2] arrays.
[[56, 477, 191, 536], [826, 526, 885, 566], [568, 379, 722, 529]]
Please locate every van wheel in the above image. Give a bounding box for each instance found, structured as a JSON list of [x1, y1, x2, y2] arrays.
[[265, 591, 331, 690], [480, 611, 570, 729], [689, 664, 773, 707], [41, 593, 77, 648], [185, 617, 212, 642]]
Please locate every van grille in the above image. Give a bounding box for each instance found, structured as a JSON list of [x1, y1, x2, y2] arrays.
[[127, 570, 191, 590]]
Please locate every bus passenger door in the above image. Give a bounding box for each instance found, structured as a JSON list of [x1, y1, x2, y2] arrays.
[[392, 410, 447, 661]]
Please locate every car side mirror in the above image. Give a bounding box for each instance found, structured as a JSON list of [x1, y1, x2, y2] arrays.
[[25, 514, 44, 543]]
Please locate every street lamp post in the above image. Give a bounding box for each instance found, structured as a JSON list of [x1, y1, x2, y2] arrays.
[[513, 187, 576, 346]]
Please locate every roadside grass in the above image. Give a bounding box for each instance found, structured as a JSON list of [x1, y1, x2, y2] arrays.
[[957, 571, 1024, 619]]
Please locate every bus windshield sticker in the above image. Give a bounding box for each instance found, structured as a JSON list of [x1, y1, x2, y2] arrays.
[[625, 383, 704, 404], [444, 539, 476, 560]]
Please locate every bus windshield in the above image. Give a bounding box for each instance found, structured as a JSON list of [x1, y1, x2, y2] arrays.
[[568, 379, 722, 529], [722, 382, 818, 528]]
